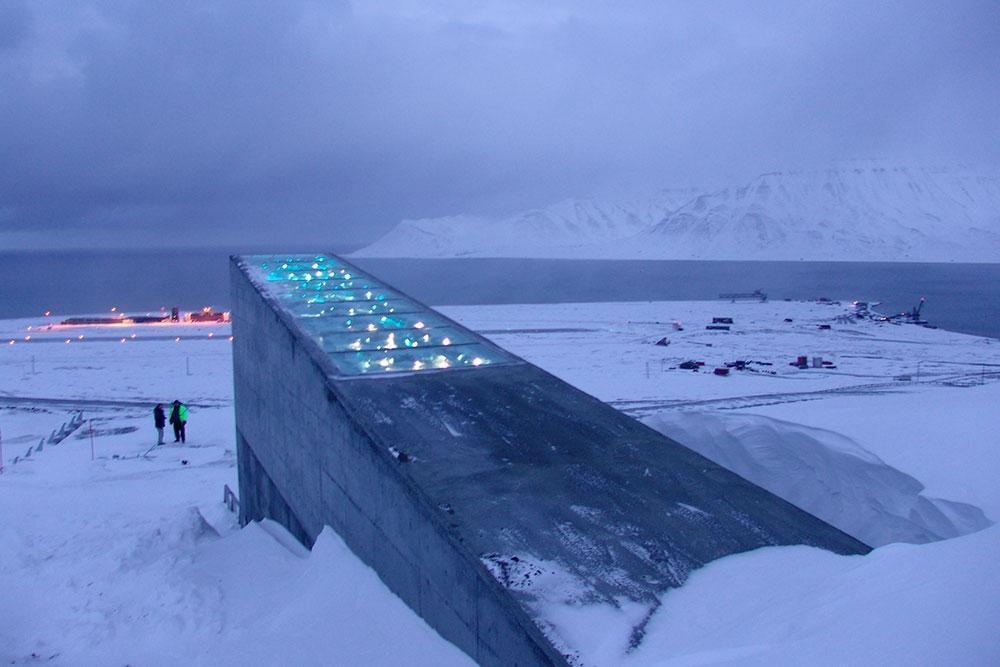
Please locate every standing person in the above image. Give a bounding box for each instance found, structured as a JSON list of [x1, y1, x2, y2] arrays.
[[179, 401, 188, 442], [169, 400, 188, 443], [153, 403, 166, 445]]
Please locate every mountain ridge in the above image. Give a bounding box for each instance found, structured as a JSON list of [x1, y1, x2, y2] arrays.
[[355, 163, 1000, 262]]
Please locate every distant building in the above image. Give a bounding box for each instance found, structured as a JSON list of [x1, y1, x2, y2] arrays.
[[231, 254, 869, 666]]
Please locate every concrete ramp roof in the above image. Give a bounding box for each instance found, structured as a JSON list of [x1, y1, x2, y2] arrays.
[[232, 254, 870, 666]]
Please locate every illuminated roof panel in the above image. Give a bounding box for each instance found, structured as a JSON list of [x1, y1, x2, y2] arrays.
[[243, 254, 519, 376], [312, 325, 477, 354]]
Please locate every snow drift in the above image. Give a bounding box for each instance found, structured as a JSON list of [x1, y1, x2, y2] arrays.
[[643, 411, 992, 547], [531, 524, 1000, 666], [630, 523, 1000, 666]]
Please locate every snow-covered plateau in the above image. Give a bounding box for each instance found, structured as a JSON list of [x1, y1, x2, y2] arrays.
[[356, 163, 1000, 262], [2, 299, 998, 665]]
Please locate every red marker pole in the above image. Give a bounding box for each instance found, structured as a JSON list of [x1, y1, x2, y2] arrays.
[[89, 419, 95, 461]]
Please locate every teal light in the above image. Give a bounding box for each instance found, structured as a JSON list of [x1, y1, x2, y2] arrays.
[[246, 254, 515, 376]]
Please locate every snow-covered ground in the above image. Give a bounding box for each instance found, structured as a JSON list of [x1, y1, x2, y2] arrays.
[[2, 300, 998, 665], [0, 319, 473, 666]]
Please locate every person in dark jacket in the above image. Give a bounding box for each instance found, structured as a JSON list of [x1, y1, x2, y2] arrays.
[[169, 400, 188, 443], [153, 403, 166, 445]]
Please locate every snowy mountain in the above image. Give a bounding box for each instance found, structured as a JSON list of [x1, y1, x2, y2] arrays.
[[354, 163, 1000, 262], [631, 163, 1000, 261], [355, 189, 701, 258]]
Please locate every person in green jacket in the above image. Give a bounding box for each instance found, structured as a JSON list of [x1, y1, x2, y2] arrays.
[[169, 400, 188, 443]]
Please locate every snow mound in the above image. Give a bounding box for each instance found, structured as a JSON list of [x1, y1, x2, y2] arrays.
[[643, 412, 992, 547], [191, 524, 474, 666], [532, 522, 1000, 666], [631, 524, 1000, 666], [118, 507, 220, 571], [1, 506, 226, 665]]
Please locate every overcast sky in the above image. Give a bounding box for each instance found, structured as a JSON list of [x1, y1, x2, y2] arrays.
[[2, 0, 999, 249]]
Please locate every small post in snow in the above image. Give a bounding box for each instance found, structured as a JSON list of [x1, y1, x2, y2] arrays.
[[31, 355, 36, 375], [186, 356, 191, 376], [0, 423, 5, 474], [89, 419, 95, 461], [645, 361, 650, 379]]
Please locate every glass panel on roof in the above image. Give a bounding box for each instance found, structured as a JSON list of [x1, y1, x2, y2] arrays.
[[243, 254, 518, 376], [286, 277, 377, 291], [278, 286, 405, 303], [280, 298, 419, 320], [315, 325, 477, 354], [335, 343, 501, 374], [297, 311, 452, 335]]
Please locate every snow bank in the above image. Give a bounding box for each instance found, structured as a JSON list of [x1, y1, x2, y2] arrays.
[[632, 524, 1000, 666], [531, 525, 1000, 666], [0, 503, 473, 666], [0, 404, 471, 666], [643, 412, 991, 547], [192, 524, 474, 666]]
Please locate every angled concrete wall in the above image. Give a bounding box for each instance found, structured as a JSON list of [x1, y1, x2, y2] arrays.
[[231, 259, 562, 666], [230, 254, 869, 666]]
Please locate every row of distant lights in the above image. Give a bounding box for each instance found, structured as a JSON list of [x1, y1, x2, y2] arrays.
[[13, 305, 229, 348], [39, 305, 225, 318], [8, 334, 235, 345], [40, 306, 130, 317]]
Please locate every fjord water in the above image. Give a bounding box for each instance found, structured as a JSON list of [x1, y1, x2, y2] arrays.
[[2, 250, 998, 339]]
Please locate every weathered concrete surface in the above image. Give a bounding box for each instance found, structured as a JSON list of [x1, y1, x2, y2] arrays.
[[230, 254, 870, 666]]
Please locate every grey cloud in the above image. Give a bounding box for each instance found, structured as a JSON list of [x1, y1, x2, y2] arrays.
[[1, 0, 998, 249]]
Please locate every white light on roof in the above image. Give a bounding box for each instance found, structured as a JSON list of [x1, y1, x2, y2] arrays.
[[248, 254, 516, 376]]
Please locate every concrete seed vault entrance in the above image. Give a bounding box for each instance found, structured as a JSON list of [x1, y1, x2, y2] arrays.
[[230, 253, 869, 666]]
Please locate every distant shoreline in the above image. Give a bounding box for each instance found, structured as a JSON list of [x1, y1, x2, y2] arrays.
[[2, 251, 998, 340]]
